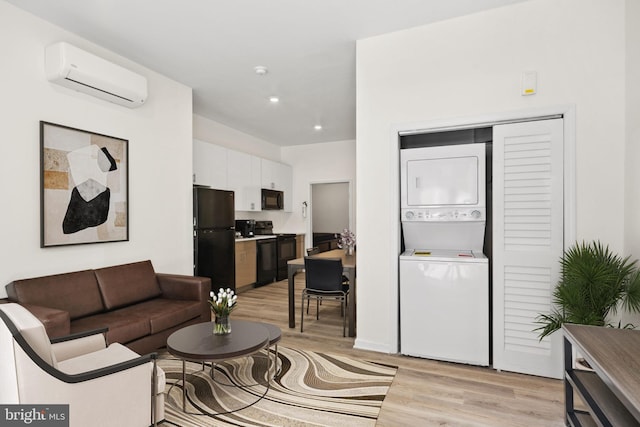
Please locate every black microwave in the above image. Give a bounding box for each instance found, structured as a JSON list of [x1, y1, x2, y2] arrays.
[[261, 189, 284, 210]]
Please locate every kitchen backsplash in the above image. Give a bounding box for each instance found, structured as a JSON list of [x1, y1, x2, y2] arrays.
[[235, 210, 301, 234]]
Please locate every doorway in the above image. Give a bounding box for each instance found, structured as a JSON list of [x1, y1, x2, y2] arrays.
[[310, 182, 351, 253]]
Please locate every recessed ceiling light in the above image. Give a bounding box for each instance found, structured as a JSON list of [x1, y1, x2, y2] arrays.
[[269, 96, 280, 103], [314, 125, 323, 131], [254, 66, 268, 76]]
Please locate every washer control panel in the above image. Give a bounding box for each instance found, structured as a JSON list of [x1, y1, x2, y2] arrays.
[[401, 207, 485, 221]]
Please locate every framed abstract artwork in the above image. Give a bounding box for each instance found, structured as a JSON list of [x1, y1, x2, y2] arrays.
[[40, 121, 129, 247]]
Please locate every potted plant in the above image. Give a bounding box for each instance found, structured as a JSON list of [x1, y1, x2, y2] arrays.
[[536, 240, 640, 339]]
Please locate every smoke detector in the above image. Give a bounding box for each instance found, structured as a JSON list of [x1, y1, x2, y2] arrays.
[[254, 66, 268, 76]]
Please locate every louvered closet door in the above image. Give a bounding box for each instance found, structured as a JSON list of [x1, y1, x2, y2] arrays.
[[493, 119, 564, 379]]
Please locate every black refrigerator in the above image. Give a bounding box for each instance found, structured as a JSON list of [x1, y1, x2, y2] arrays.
[[193, 187, 235, 292]]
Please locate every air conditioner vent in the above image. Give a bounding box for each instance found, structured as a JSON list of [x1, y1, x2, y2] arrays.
[[45, 42, 147, 108]]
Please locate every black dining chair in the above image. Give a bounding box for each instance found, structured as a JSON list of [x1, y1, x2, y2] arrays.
[[304, 247, 324, 310], [301, 257, 350, 337], [308, 246, 349, 286]]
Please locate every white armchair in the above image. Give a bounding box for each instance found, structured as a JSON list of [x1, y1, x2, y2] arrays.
[[0, 303, 164, 427]]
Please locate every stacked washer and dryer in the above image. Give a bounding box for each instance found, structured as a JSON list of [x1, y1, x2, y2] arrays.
[[399, 143, 489, 366]]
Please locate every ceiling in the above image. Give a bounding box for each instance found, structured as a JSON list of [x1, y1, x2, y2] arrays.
[[9, 0, 528, 146]]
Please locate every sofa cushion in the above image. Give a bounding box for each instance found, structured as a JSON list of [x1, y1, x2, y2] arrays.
[[114, 298, 204, 334], [7, 270, 104, 320], [71, 311, 151, 345], [94, 261, 162, 310]]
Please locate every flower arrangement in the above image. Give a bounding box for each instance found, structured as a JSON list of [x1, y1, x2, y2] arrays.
[[209, 288, 237, 316], [337, 228, 356, 250], [209, 288, 237, 334]]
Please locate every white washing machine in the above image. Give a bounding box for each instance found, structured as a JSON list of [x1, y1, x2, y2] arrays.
[[399, 249, 489, 366]]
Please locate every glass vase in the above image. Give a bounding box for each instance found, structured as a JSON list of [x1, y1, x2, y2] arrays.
[[345, 245, 354, 256], [213, 315, 231, 335]]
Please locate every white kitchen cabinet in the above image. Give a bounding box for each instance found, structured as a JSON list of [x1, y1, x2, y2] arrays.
[[261, 159, 292, 212], [260, 158, 277, 190], [193, 139, 227, 189], [227, 150, 262, 211], [193, 141, 292, 212], [261, 159, 289, 191], [281, 163, 292, 212]]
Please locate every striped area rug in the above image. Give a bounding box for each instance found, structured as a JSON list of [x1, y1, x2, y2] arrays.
[[159, 347, 397, 426]]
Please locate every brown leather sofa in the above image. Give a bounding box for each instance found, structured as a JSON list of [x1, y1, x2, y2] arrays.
[[5, 260, 211, 354]]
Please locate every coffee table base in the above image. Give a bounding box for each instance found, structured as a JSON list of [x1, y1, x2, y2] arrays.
[[175, 348, 271, 416]]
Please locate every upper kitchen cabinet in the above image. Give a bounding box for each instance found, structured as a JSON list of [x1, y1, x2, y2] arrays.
[[193, 139, 227, 189], [281, 164, 292, 212], [227, 150, 261, 212], [261, 159, 289, 191], [192, 140, 292, 212], [261, 159, 292, 212]]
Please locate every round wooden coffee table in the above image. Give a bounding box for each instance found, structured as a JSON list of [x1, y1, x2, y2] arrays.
[[166, 319, 279, 412]]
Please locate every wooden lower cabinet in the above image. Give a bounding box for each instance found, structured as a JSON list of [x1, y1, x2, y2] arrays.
[[235, 240, 257, 291], [295, 234, 305, 258]]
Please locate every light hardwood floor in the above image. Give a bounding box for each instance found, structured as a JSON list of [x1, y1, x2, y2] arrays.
[[232, 277, 567, 427]]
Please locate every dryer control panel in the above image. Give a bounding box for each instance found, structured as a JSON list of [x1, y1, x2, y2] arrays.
[[401, 207, 485, 222]]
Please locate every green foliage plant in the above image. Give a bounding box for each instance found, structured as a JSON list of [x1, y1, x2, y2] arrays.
[[536, 241, 640, 339]]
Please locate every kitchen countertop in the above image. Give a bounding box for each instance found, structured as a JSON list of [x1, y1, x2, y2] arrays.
[[235, 232, 304, 242], [235, 235, 277, 242]]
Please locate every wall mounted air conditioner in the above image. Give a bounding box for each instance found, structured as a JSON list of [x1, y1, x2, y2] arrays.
[[45, 42, 147, 108]]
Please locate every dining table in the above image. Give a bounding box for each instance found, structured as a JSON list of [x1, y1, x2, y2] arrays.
[[287, 249, 356, 337]]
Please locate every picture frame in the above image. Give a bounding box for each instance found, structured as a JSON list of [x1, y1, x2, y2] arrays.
[[40, 121, 129, 247]]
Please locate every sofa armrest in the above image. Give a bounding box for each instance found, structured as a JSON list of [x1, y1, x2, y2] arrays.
[[20, 303, 70, 338], [157, 273, 210, 323], [156, 273, 210, 301]]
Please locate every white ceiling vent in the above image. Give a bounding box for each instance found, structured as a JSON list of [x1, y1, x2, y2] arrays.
[[45, 42, 147, 108]]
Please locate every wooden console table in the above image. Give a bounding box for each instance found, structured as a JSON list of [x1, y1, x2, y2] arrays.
[[562, 324, 640, 426]]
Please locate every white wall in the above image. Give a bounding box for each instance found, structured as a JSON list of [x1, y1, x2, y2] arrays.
[[625, 0, 640, 258], [622, 0, 640, 327], [356, 0, 629, 352], [0, 1, 193, 298], [312, 182, 350, 233], [281, 140, 356, 248], [193, 114, 280, 161]]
